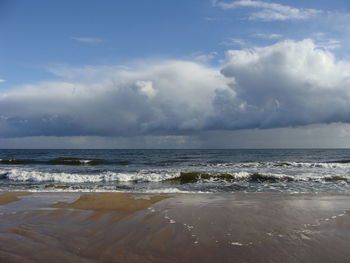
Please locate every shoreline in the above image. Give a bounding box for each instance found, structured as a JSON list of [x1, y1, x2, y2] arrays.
[[0, 191, 350, 262]]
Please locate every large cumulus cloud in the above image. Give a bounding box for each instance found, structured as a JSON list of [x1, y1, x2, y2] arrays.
[[0, 61, 229, 137], [1, 39, 350, 137], [218, 39, 350, 129]]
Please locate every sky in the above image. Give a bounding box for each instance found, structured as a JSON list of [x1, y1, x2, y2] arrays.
[[1, 0, 350, 148]]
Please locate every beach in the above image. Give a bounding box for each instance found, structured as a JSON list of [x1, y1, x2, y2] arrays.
[[0, 192, 349, 262]]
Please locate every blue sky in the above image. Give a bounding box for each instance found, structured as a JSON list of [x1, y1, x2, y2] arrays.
[[2, 0, 349, 87], [1, 0, 350, 148]]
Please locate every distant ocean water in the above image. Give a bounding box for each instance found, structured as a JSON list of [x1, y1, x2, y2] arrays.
[[0, 149, 350, 194]]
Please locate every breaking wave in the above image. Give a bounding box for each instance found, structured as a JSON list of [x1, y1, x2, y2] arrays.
[[167, 172, 349, 183], [1, 169, 348, 184], [0, 169, 174, 183], [208, 161, 350, 169]]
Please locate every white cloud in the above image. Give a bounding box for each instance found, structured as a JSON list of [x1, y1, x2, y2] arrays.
[[0, 79, 6, 83], [253, 33, 282, 39], [135, 80, 157, 98], [0, 60, 229, 137], [311, 33, 342, 51], [186, 52, 218, 63], [214, 0, 321, 21], [195, 52, 218, 63], [47, 64, 128, 82], [2, 39, 350, 138], [203, 17, 218, 21], [220, 38, 247, 47], [71, 37, 104, 43], [316, 39, 342, 50], [219, 39, 350, 129]]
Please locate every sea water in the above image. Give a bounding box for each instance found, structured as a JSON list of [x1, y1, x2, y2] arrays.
[[0, 149, 350, 193]]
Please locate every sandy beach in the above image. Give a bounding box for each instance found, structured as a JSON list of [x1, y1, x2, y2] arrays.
[[0, 192, 349, 263]]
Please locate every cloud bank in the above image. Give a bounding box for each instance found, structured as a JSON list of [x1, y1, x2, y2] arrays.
[[1, 39, 350, 137]]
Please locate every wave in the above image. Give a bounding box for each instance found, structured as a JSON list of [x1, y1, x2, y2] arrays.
[[166, 172, 296, 183], [0, 158, 130, 166], [47, 158, 108, 165], [0, 159, 41, 165], [167, 172, 349, 183], [329, 159, 350, 164], [0, 169, 175, 183], [209, 161, 350, 169], [1, 169, 348, 184]]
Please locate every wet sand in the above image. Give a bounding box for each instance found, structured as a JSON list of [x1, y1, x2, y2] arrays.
[[0, 192, 350, 262], [0, 192, 31, 205]]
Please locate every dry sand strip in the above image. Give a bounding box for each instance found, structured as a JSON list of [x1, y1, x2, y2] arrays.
[[0, 192, 350, 263]]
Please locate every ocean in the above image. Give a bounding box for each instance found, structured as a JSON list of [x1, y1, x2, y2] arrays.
[[0, 149, 350, 194]]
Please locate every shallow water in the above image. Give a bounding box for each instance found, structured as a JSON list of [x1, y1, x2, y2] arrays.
[[1, 149, 350, 193]]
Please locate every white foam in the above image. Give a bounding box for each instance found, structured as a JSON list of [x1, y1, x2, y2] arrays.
[[24, 187, 202, 194], [1, 166, 349, 185], [2, 168, 178, 183], [142, 188, 207, 194], [231, 242, 243, 246], [288, 162, 350, 169], [5, 169, 118, 183], [79, 160, 92, 164]]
